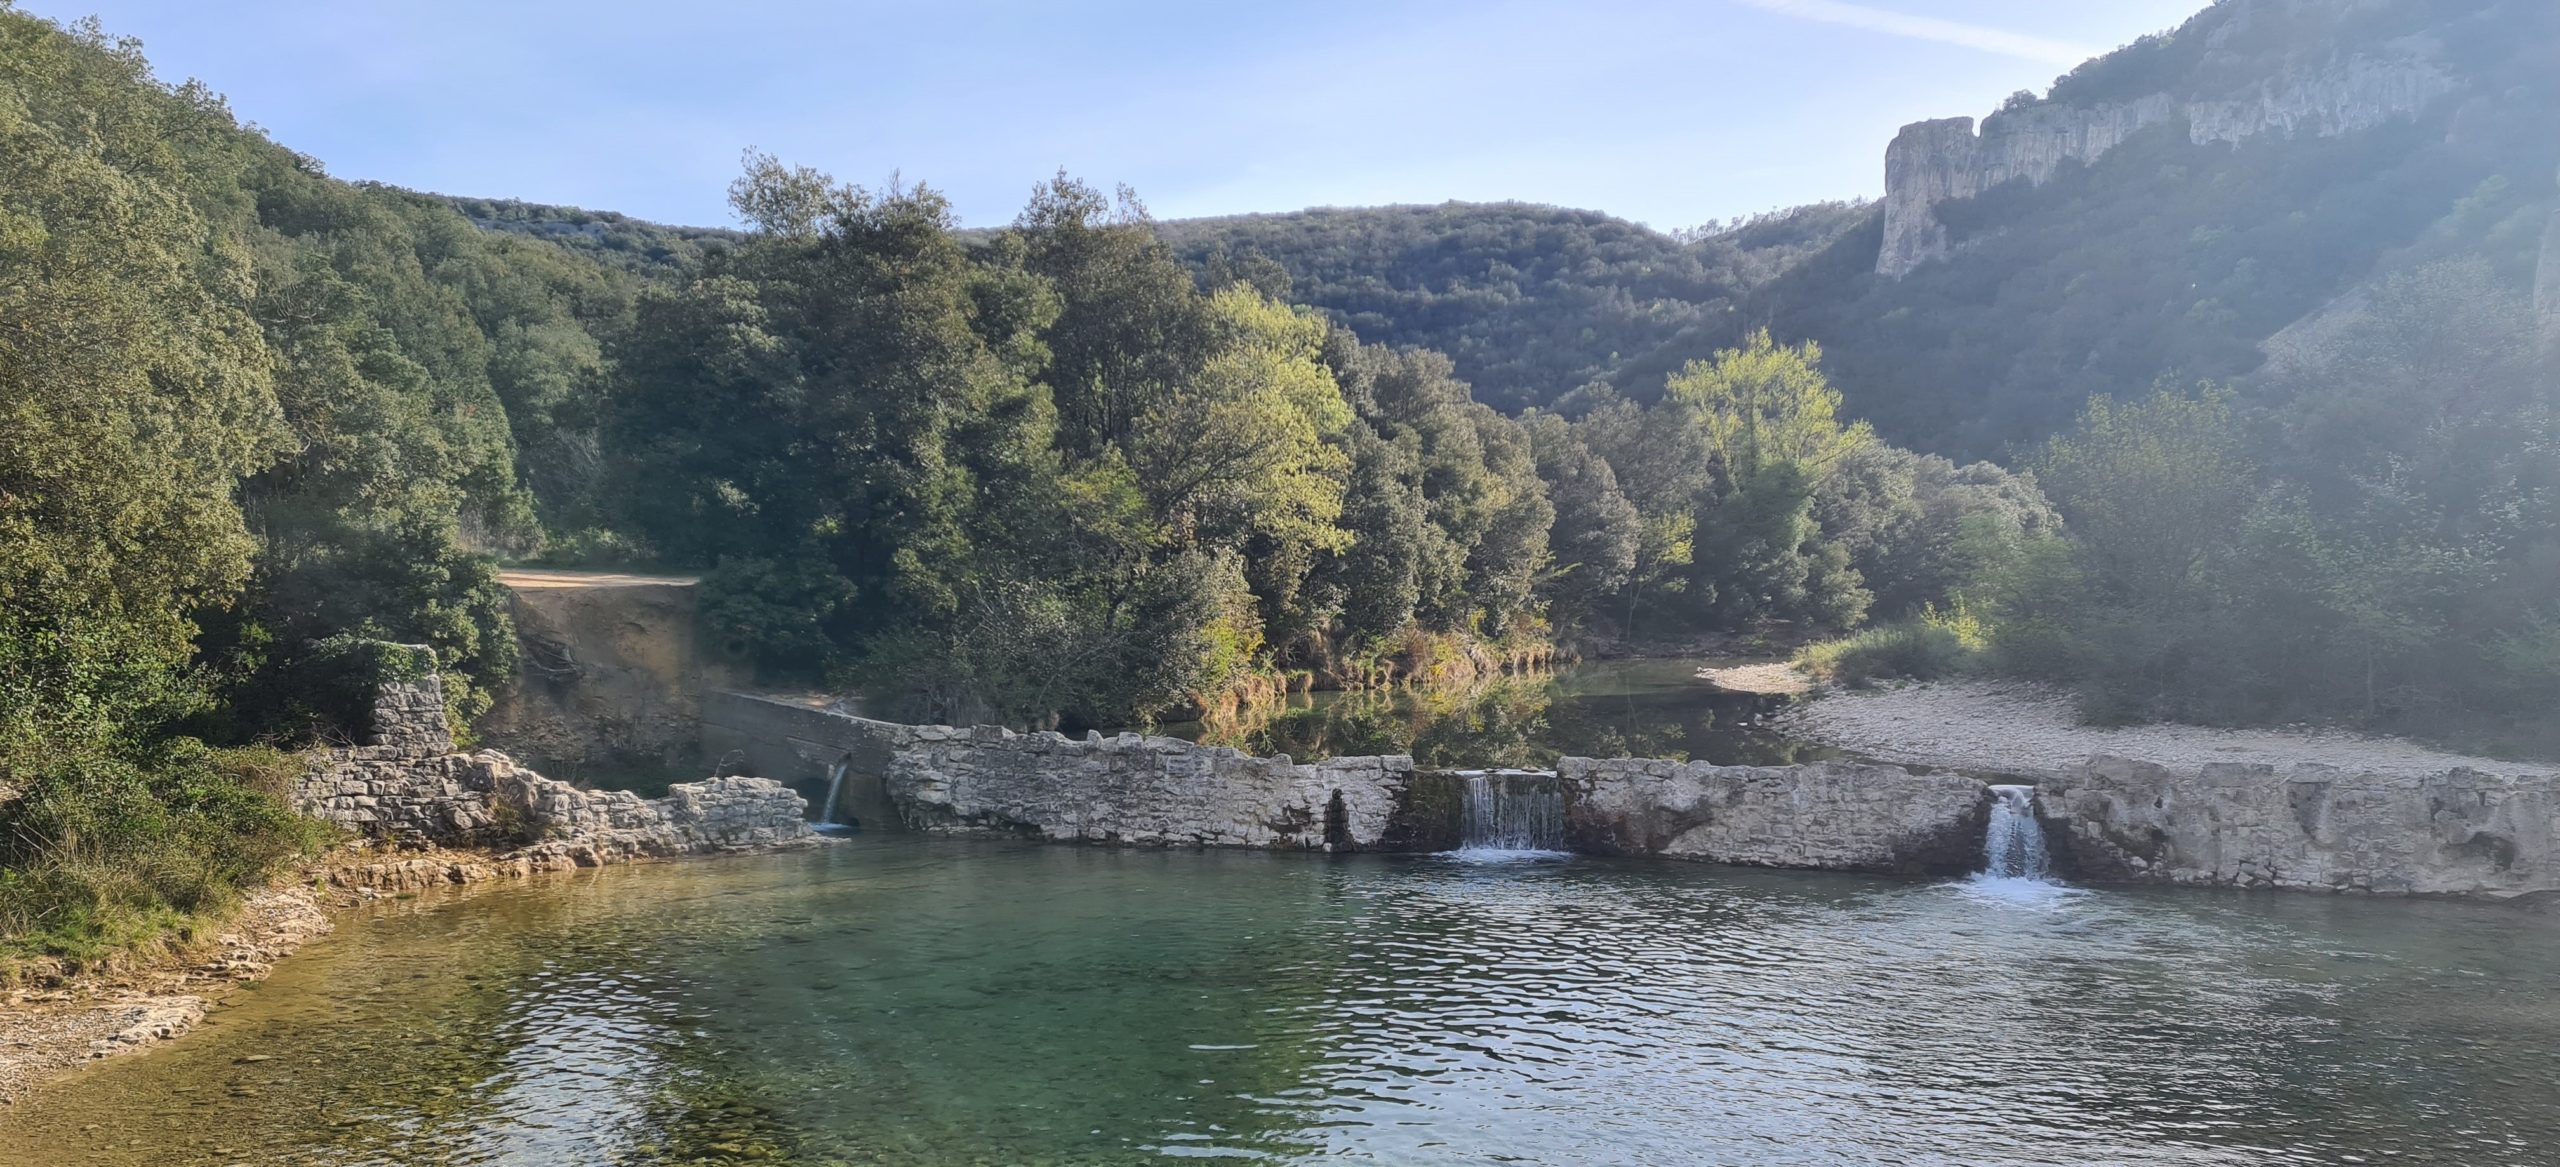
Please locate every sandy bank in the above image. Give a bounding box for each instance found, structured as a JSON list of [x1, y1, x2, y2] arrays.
[[1781, 679, 2551, 779]]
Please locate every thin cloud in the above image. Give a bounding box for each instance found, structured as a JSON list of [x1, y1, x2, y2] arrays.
[[1734, 0, 2096, 66]]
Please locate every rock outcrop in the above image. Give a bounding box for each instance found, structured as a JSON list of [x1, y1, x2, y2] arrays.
[[1879, 56, 2458, 277], [297, 651, 811, 865], [2036, 755, 2560, 897], [1561, 757, 1991, 876], [886, 723, 1417, 850]]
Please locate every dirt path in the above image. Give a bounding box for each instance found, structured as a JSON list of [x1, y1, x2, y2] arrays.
[[1782, 679, 2553, 778], [497, 568, 699, 589]]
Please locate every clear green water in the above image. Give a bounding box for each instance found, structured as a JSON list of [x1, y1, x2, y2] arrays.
[[1157, 659, 1842, 768], [9, 841, 2560, 1166]]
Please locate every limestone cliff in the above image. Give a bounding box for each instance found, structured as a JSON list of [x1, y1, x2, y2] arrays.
[[1879, 54, 2459, 277]]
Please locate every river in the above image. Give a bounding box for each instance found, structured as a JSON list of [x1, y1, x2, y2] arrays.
[[8, 840, 2556, 1165]]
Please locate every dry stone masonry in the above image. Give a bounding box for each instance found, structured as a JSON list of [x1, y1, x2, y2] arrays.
[[298, 651, 811, 866], [696, 687, 2560, 900], [2034, 755, 2560, 898], [886, 723, 1415, 850], [1562, 758, 1992, 876]]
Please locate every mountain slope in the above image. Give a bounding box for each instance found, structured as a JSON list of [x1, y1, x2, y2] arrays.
[[1155, 200, 1867, 413], [1684, 0, 2560, 459]]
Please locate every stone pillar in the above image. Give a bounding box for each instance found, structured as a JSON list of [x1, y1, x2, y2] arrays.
[[366, 644, 454, 756]]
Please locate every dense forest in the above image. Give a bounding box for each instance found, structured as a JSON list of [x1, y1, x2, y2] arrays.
[[4, 0, 2559, 964], [1155, 200, 1871, 414]]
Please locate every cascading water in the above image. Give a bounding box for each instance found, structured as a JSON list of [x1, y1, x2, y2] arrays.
[[1456, 771, 1567, 856], [1979, 784, 2051, 881], [817, 759, 849, 830]]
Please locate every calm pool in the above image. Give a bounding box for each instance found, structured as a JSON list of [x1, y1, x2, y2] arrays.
[[7, 840, 2556, 1165]]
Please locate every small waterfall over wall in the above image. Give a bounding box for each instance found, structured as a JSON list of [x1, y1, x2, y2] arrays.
[[1458, 771, 1566, 854], [818, 758, 849, 828], [1981, 785, 2051, 881]]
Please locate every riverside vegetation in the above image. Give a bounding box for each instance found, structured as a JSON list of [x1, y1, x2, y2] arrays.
[[5, 0, 2560, 968]]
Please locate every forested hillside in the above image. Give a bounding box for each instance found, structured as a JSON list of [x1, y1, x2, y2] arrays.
[[1156, 201, 1869, 413], [1641, 0, 2560, 460]]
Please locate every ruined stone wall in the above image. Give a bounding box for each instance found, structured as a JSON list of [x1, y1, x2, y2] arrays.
[[1878, 57, 2458, 277], [1561, 758, 1992, 876], [886, 724, 1417, 851], [299, 652, 810, 864], [2036, 755, 2560, 898]]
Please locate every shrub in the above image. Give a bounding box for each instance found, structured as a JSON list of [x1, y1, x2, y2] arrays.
[[1797, 602, 1986, 687], [0, 741, 328, 974]]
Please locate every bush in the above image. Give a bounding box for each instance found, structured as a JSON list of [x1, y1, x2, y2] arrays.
[[0, 741, 328, 973], [1797, 603, 1986, 687]]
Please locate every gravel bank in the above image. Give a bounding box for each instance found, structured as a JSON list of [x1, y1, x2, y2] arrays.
[[1781, 680, 2553, 779], [0, 887, 331, 1104]]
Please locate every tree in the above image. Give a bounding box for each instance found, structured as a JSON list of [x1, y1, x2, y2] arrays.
[[1661, 329, 1872, 480]]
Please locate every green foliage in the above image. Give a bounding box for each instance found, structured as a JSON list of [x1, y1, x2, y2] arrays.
[[0, 7, 627, 960], [1663, 329, 1873, 479], [1797, 603, 1986, 688], [0, 740, 326, 970], [1157, 201, 1870, 413]]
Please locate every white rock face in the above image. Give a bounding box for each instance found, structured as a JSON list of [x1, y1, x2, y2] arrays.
[[1559, 757, 1991, 875], [1877, 57, 2459, 277], [2038, 755, 2560, 897], [886, 723, 1413, 850]]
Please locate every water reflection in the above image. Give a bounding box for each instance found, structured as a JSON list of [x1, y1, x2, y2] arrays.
[[8, 842, 2560, 1166], [1159, 659, 1844, 767]]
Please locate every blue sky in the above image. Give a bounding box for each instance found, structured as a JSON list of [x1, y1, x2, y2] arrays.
[[19, 0, 2208, 231]]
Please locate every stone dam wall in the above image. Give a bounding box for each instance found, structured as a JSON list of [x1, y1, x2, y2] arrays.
[[687, 689, 2560, 899], [888, 724, 1418, 850], [1563, 758, 1991, 877], [298, 653, 811, 867], [2035, 756, 2560, 899]]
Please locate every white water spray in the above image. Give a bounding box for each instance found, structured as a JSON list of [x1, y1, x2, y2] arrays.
[[1456, 771, 1566, 856], [818, 758, 848, 828], [1980, 785, 2050, 881]]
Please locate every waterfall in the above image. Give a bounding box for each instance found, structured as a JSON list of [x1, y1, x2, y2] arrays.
[[818, 758, 848, 828], [1980, 785, 2050, 881], [1457, 771, 1566, 855]]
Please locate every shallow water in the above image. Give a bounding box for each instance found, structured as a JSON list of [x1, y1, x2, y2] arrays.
[[1157, 659, 1842, 768], [8, 841, 2560, 1166]]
